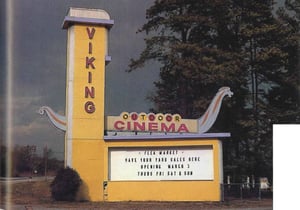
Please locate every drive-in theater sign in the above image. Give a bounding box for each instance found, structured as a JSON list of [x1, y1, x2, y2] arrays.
[[39, 7, 232, 202]]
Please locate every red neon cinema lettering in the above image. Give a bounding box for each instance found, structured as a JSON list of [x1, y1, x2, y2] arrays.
[[149, 122, 158, 131], [161, 123, 175, 132], [114, 121, 125, 130], [113, 121, 190, 133], [133, 122, 145, 130], [127, 121, 131, 130], [112, 112, 190, 132], [177, 124, 189, 132]]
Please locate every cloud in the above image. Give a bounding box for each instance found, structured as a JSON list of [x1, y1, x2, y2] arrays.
[[13, 120, 65, 159], [2, 0, 158, 159]]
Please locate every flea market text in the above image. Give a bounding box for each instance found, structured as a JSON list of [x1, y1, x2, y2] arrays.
[[109, 147, 214, 181]]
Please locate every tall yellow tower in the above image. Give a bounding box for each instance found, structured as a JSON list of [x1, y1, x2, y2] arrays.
[[62, 8, 114, 201]]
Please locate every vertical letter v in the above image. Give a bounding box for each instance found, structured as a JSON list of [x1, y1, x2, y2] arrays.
[[87, 28, 95, 39]]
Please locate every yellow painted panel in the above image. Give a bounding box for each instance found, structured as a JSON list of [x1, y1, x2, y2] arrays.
[[72, 140, 104, 159], [107, 181, 220, 201], [73, 26, 106, 58], [72, 95, 104, 119], [69, 24, 106, 137], [71, 24, 106, 117], [72, 118, 104, 139], [71, 136, 221, 201], [72, 56, 105, 73], [72, 141, 105, 201], [103, 139, 221, 201]]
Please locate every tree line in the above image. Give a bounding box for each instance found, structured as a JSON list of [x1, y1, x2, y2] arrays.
[[128, 0, 299, 182], [0, 144, 63, 177]]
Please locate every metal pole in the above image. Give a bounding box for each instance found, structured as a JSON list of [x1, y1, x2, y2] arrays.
[[258, 184, 261, 200], [44, 144, 48, 180], [240, 184, 243, 200], [221, 184, 225, 202]]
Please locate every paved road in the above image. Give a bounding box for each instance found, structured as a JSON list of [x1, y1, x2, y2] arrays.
[[0, 176, 53, 183], [0, 205, 273, 210]]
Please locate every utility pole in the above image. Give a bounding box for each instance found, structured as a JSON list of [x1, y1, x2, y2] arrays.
[[44, 144, 48, 180]]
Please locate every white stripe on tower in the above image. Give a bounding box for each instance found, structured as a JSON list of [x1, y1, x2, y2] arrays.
[[66, 26, 75, 167]]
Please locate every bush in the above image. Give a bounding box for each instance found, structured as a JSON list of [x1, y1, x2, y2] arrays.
[[50, 167, 82, 201]]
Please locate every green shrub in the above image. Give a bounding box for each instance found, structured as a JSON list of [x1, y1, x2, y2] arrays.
[[50, 167, 82, 201]]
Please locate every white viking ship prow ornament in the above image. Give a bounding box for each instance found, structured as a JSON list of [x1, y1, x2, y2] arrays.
[[197, 87, 233, 134], [38, 106, 66, 131], [39, 86, 233, 134]]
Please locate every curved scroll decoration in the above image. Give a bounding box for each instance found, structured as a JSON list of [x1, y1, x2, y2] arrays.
[[38, 88, 233, 134], [39, 106, 66, 131], [198, 87, 233, 134]]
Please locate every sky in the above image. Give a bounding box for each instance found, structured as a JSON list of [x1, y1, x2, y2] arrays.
[[0, 0, 288, 160], [1, 0, 159, 159]]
